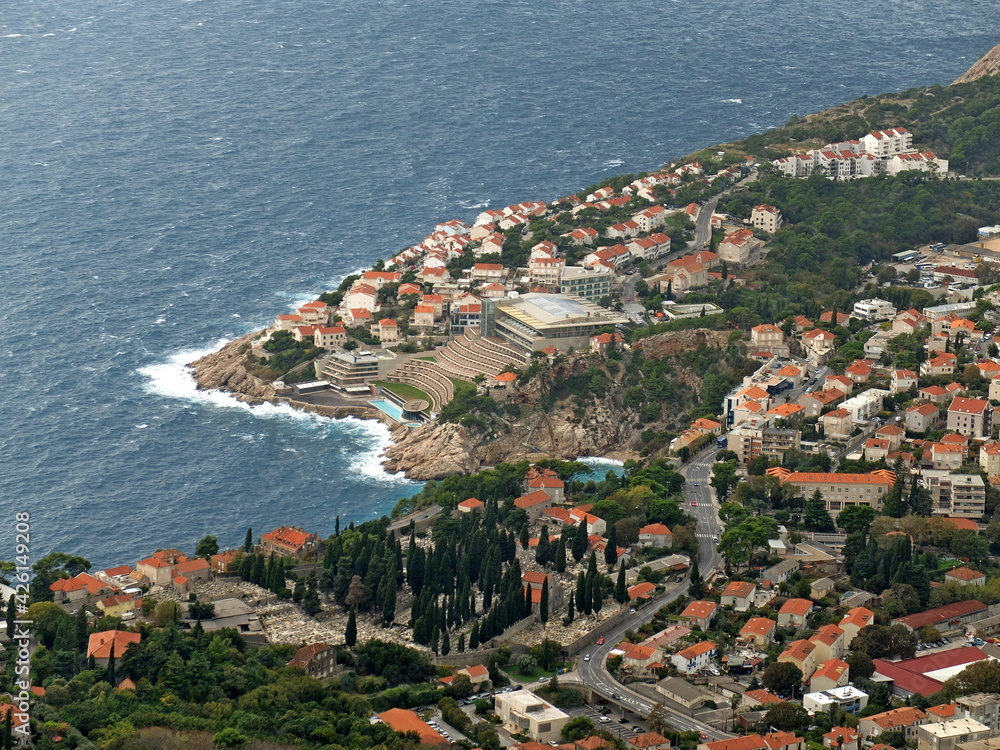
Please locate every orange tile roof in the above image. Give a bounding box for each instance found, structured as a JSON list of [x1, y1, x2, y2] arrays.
[[703, 736, 767, 750], [812, 658, 848, 682], [629, 733, 671, 749], [628, 582, 658, 601], [927, 704, 958, 719], [87, 630, 141, 660], [514, 490, 551, 508], [676, 640, 717, 660], [740, 617, 777, 637], [175, 558, 209, 574], [946, 567, 985, 582], [458, 497, 484, 509], [864, 707, 927, 730], [681, 600, 717, 620], [640, 523, 671, 536], [840, 607, 874, 629], [745, 689, 784, 704], [379, 708, 448, 745], [780, 639, 816, 662], [261, 526, 315, 551], [723, 581, 756, 599], [782, 471, 894, 486], [769, 403, 804, 417], [779, 598, 813, 616], [810, 624, 844, 646]]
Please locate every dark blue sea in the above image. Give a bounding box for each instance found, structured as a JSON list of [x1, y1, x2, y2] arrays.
[[1, 0, 997, 568]]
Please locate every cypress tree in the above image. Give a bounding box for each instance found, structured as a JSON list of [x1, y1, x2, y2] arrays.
[[567, 592, 575, 623], [575, 573, 587, 614], [106, 642, 116, 686], [335, 515, 341, 535], [75, 605, 88, 650], [382, 578, 397, 626], [555, 535, 567, 574], [572, 522, 588, 563], [469, 620, 480, 649], [519, 525, 529, 550], [345, 606, 358, 648], [251, 554, 265, 587], [615, 565, 628, 604], [689, 557, 704, 599], [244, 527, 253, 553], [524, 584, 532, 619], [2, 709, 10, 750], [441, 628, 451, 656], [591, 574, 603, 614], [458, 632, 466, 653], [605, 524, 618, 567], [540, 579, 549, 625]]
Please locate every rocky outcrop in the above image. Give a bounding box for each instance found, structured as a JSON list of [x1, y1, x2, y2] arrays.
[[633, 328, 731, 359], [382, 422, 483, 479], [953, 43, 1000, 85], [188, 331, 275, 404]]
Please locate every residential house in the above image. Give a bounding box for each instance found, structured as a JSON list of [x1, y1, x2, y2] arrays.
[[821, 409, 854, 440], [853, 299, 897, 322], [494, 691, 570, 744], [945, 567, 986, 587], [859, 707, 929, 742], [739, 617, 778, 648], [638, 523, 673, 548], [671, 640, 718, 675], [779, 639, 819, 680], [259, 526, 321, 560], [379, 708, 449, 746], [135, 557, 174, 588], [88, 630, 141, 668], [823, 728, 861, 750], [314, 326, 347, 349], [798, 389, 844, 418], [778, 598, 814, 628], [810, 659, 850, 692], [750, 324, 787, 356], [891, 368, 919, 395], [916, 718, 989, 750], [513, 490, 553, 522], [629, 733, 672, 750], [289, 642, 337, 680], [803, 687, 870, 716], [980, 443, 1000, 477], [922, 353, 958, 378], [839, 607, 875, 645], [907, 402, 941, 434], [175, 557, 210, 584], [809, 625, 846, 662], [50, 572, 118, 604], [718, 228, 763, 265], [865, 438, 892, 463], [97, 594, 136, 618], [680, 600, 718, 631], [721, 581, 757, 612]]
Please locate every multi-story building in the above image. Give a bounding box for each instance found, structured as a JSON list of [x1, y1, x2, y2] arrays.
[[671, 641, 718, 675], [730, 425, 801, 465], [916, 719, 989, 750], [320, 350, 396, 390], [853, 298, 897, 322], [559, 266, 612, 302], [804, 687, 870, 716], [947, 398, 992, 438], [494, 691, 570, 744], [751, 204, 782, 234], [769, 467, 895, 513], [718, 228, 763, 265], [922, 471, 986, 519]]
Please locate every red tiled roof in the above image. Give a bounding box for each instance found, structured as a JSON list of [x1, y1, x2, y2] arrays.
[[87, 630, 141, 660], [779, 598, 813, 616], [379, 708, 448, 745], [893, 600, 986, 629]]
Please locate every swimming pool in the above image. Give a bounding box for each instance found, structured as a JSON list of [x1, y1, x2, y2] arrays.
[[370, 399, 405, 422]]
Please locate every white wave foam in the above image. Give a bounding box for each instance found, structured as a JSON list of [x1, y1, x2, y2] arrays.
[[3, 34, 23, 38], [722, 98, 743, 104], [137, 343, 420, 486]]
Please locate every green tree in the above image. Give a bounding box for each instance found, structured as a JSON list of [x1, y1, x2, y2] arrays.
[[605, 524, 619, 567], [803, 489, 835, 532], [763, 702, 808, 731], [562, 717, 596, 742], [213, 728, 250, 749], [195, 535, 219, 559], [540, 580, 549, 625], [572, 522, 588, 563], [689, 557, 704, 599], [837, 505, 876, 534], [346, 606, 358, 648], [615, 566, 628, 605], [761, 661, 803, 696]]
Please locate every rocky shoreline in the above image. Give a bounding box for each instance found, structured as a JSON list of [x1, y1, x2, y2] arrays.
[[186, 333, 649, 480]]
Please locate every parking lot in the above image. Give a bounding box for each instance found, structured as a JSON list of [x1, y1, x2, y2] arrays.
[[566, 701, 649, 742]]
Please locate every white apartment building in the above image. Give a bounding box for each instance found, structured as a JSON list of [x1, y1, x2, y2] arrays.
[[751, 204, 782, 234], [861, 128, 913, 158], [922, 471, 986, 519], [494, 691, 570, 744], [853, 298, 897, 322]]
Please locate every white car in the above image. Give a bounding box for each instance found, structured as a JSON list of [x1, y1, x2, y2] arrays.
[[584, 654, 591, 662]]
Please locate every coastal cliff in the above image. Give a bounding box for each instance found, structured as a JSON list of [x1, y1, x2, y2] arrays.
[[188, 328, 729, 480], [953, 43, 1000, 84], [188, 331, 276, 404]]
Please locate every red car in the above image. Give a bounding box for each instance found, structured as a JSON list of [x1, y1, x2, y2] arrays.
[[691, 501, 698, 507], [596, 637, 606, 645]]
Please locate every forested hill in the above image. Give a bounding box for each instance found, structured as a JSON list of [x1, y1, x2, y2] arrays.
[[684, 72, 1000, 175]]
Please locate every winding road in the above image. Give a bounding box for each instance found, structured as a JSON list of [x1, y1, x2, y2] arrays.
[[572, 446, 732, 740]]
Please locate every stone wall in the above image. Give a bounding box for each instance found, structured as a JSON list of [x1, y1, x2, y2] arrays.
[[564, 608, 631, 656]]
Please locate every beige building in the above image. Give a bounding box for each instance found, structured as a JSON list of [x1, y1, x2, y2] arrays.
[[809, 624, 846, 662], [770, 468, 895, 513], [718, 228, 763, 265], [922, 471, 986, 519], [917, 718, 989, 750], [947, 398, 991, 438], [750, 324, 788, 356], [494, 691, 570, 743], [907, 402, 941, 433], [779, 639, 819, 680], [751, 204, 782, 234], [821, 409, 854, 440], [810, 658, 850, 692]]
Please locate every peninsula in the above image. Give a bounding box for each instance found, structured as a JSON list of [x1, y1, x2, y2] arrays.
[[190, 51, 1000, 481]]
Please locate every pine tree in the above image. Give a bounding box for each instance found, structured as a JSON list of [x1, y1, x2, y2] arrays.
[[615, 565, 627, 604], [345, 606, 357, 648], [244, 527, 253, 553], [605, 524, 618, 567], [540, 579, 549, 625]]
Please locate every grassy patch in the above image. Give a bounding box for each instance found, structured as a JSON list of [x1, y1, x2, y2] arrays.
[[374, 381, 432, 403]]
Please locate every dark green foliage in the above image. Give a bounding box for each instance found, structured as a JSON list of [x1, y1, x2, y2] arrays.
[[345, 606, 358, 648]]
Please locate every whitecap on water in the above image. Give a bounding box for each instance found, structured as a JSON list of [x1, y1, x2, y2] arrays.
[[722, 98, 743, 104]]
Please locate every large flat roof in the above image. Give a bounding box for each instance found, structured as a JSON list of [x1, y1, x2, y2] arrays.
[[495, 293, 627, 330]]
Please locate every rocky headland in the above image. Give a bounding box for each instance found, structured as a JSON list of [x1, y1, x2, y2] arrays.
[[188, 328, 727, 480], [953, 43, 1000, 84]]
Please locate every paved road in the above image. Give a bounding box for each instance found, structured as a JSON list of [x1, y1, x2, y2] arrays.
[[572, 445, 732, 740]]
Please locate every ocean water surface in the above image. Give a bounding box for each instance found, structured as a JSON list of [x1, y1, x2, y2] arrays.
[[1, 0, 998, 567]]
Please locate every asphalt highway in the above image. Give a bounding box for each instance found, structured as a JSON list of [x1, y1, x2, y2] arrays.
[[573, 446, 732, 740]]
